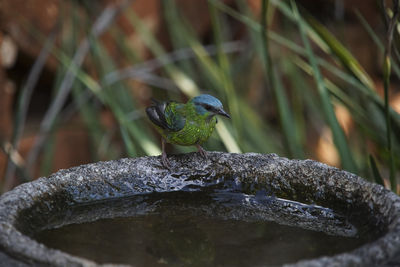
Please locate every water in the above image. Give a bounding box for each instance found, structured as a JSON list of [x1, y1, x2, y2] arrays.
[[32, 191, 380, 266]]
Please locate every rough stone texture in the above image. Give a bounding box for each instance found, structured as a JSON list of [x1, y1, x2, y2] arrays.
[[0, 152, 399, 266]]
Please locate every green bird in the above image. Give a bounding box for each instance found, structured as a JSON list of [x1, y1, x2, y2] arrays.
[[146, 94, 230, 168]]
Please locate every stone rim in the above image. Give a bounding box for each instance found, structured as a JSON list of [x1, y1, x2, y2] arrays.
[[0, 152, 399, 267]]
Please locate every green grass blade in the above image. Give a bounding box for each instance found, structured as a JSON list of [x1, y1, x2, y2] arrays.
[[292, 56, 367, 119], [260, 0, 304, 158], [269, 0, 374, 90], [355, 10, 400, 78], [383, 54, 397, 190], [303, 14, 374, 90], [382, 0, 399, 191], [209, 2, 242, 140], [369, 155, 385, 186], [291, 0, 358, 173], [88, 36, 161, 156], [120, 125, 137, 157]]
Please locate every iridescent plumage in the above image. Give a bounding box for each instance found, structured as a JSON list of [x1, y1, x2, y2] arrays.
[[146, 94, 230, 168]]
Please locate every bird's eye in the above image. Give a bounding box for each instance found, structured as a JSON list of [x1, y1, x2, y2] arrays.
[[203, 104, 213, 111]]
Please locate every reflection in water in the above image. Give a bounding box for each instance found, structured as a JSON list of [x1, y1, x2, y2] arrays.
[[33, 191, 380, 266]]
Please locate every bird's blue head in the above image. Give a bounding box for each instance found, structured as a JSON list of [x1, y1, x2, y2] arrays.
[[190, 94, 230, 118]]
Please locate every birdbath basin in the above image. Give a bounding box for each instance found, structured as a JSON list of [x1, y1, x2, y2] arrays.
[[0, 152, 400, 266]]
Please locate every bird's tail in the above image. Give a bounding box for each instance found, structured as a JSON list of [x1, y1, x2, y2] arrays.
[[146, 99, 170, 130]]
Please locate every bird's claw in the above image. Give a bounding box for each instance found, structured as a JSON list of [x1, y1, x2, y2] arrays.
[[161, 138, 172, 169], [162, 153, 171, 169], [196, 145, 208, 159]]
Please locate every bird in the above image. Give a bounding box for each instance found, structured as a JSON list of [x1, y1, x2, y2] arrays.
[[146, 94, 230, 168]]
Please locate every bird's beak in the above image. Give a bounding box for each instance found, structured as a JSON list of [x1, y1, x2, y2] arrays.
[[217, 108, 231, 119]]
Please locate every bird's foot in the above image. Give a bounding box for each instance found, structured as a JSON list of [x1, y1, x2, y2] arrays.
[[161, 138, 171, 169], [161, 152, 171, 169], [196, 145, 208, 159]]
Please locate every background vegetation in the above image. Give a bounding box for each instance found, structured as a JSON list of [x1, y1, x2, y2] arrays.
[[1, 0, 399, 193]]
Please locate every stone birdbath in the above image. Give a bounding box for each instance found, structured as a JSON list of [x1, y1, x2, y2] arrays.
[[0, 152, 399, 266]]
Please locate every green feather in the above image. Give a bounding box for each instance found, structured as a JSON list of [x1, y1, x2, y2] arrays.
[[164, 102, 186, 132], [146, 94, 230, 165], [159, 101, 217, 146]]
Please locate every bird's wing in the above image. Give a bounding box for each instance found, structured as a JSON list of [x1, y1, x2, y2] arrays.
[[146, 100, 185, 131], [165, 102, 186, 131]]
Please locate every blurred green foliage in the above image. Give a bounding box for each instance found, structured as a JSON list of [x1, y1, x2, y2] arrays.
[[2, 0, 400, 193]]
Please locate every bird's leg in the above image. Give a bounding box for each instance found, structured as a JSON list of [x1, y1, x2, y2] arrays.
[[161, 138, 171, 168], [196, 144, 208, 159]]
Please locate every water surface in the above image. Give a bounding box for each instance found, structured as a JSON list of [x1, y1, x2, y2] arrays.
[[33, 190, 379, 266]]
